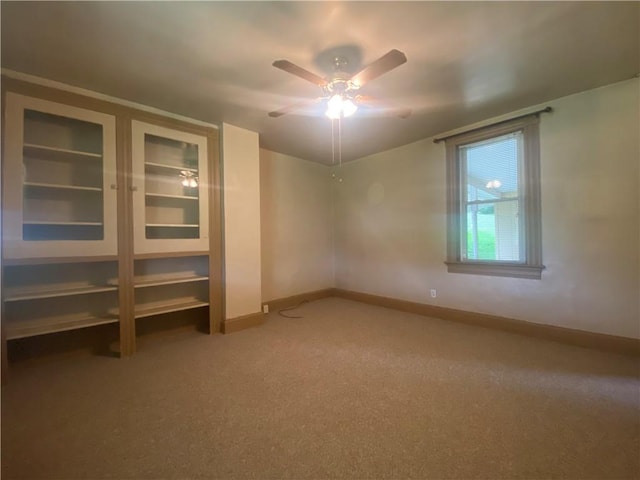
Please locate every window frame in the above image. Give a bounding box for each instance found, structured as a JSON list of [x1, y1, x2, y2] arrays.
[[445, 115, 544, 279]]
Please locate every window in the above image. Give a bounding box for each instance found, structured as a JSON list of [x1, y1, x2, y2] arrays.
[[445, 115, 544, 279]]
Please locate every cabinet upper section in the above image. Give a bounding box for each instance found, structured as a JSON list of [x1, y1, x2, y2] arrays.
[[2, 93, 118, 259], [2, 88, 218, 261], [131, 120, 210, 255]]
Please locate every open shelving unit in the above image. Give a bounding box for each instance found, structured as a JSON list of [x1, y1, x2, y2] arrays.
[[3, 261, 119, 340], [133, 255, 209, 320]]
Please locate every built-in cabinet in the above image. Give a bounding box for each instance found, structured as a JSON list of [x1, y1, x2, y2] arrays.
[[3, 93, 118, 258], [1, 83, 221, 366], [131, 121, 209, 254]]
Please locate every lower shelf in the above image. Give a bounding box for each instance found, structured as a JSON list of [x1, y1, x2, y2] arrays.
[[5, 313, 119, 340], [5, 285, 118, 302], [135, 300, 209, 319]]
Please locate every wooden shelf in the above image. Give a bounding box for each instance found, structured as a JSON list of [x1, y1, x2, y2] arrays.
[[24, 143, 102, 161], [24, 221, 103, 226], [134, 275, 208, 289], [5, 285, 118, 302], [134, 251, 209, 260], [145, 161, 197, 173], [24, 182, 102, 192], [113, 274, 208, 288], [146, 223, 199, 228], [145, 192, 198, 201], [3, 256, 118, 266], [5, 313, 119, 340], [134, 300, 209, 319]]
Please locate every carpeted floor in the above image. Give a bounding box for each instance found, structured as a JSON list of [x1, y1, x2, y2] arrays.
[[2, 297, 639, 479]]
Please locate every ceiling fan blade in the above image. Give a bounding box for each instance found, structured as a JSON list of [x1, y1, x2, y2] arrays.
[[356, 95, 412, 119], [350, 49, 407, 88], [272, 60, 327, 87], [268, 98, 323, 118]]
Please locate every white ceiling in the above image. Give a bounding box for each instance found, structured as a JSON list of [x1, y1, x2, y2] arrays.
[[2, 1, 638, 164]]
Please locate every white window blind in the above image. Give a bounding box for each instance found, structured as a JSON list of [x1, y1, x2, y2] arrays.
[[460, 131, 523, 262]]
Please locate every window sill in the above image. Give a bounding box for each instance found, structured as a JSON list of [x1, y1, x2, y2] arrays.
[[445, 261, 544, 279]]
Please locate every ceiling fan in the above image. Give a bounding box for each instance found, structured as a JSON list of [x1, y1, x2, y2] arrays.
[[269, 49, 410, 119]]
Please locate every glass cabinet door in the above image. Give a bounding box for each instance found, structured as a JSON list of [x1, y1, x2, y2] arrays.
[[2, 93, 117, 258], [131, 121, 209, 254]]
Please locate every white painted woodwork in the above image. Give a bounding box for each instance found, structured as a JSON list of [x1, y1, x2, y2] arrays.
[[131, 120, 209, 254], [2, 93, 117, 258], [222, 123, 262, 319]]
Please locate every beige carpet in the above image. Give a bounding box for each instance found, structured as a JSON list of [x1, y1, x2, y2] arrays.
[[2, 297, 639, 479]]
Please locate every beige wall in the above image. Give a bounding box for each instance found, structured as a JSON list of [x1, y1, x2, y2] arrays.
[[222, 123, 262, 319], [260, 149, 334, 302], [334, 78, 640, 339]]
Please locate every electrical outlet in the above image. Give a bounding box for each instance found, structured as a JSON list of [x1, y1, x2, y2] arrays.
[[262, 304, 269, 314], [430, 289, 437, 298]]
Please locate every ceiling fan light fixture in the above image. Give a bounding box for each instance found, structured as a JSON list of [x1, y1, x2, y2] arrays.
[[342, 98, 357, 117], [326, 95, 343, 119], [326, 94, 357, 119], [270, 49, 407, 119]]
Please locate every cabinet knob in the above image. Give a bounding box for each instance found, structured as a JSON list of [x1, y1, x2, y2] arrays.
[[130, 186, 138, 192], [110, 184, 118, 190]]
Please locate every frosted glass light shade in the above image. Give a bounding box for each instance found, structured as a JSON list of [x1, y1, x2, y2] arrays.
[[325, 95, 357, 119]]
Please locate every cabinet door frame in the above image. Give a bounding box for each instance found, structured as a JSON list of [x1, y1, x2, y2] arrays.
[[2, 92, 118, 259], [131, 120, 209, 255]]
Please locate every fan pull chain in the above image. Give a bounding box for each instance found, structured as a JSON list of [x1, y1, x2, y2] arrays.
[[330, 116, 343, 183], [338, 116, 342, 169], [331, 118, 335, 166]]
